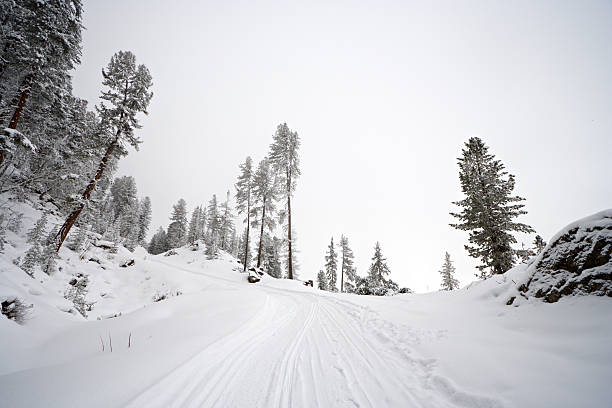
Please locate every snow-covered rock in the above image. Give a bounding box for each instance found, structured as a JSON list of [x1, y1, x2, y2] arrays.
[[517, 209, 612, 303]]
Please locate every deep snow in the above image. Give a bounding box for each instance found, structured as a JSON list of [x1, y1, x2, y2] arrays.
[[1, 197, 611, 407]]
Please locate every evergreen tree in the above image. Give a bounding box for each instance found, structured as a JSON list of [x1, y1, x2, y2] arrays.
[[187, 206, 202, 245], [218, 190, 234, 251], [26, 213, 48, 244], [167, 198, 188, 248], [67, 225, 88, 252], [325, 237, 338, 292], [235, 156, 254, 271], [269, 123, 300, 279], [368, 242, 390, 283], [339, 235, 356, 293], [148, 227, 168, 255], [55, 51, 153, 251], [516, 242, 536, 263], [317, 270, 328, 291], [40, 228, 59, 275], [533, 235, 546, 254], [262, 235, 283, 278], [205, 194, 220, 258], [439, 252, 460, 291], [237, 228, 252, 268], [450, 137, 534, 279], [251, 157, 278, 268], [137, 196, 152, 245]]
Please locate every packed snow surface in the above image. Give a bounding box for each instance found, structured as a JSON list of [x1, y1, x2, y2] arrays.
[[1, 203, 611, 407]]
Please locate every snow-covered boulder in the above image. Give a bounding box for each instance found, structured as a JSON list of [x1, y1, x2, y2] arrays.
[[519, 209, 612, 303]]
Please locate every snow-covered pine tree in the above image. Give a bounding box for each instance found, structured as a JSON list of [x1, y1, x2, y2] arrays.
[[148, 227, 168, 255], [368, 242, 390, 283], [268, 123, 300, 279], [205, 194, 220, 258], [533, 235, 546, 254], [167, 198, 188, 249], [0, 0, 83, 136], [218, 190, 235, 251], [251, 157, 278, 268], [237, 228, 252, 268], [339, 235, 356, 293], [325, 237, 338, 292], [235, 156, 254, 271], [55, 51, 153, 251], [137, 196, 152, 245], [317, 270, 328, 291], [439, 252, 460, 291], [40, 228, 59, 275], [67, 225, 88, 252], [187, 206, 202, 245], [110, 176, 137, 234], [26, 213, 48, 244], [450, 137, 534, 279], [262, 235, 283, 278]]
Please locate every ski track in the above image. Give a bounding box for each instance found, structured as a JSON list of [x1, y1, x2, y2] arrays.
[[126, 259, 505, 408]]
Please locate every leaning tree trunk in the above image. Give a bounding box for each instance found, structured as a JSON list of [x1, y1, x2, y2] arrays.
[[0, 74, 33, 168], [55, 130, 120, 251], [287, 169, 293, 279], [256, 197, 266, 268]]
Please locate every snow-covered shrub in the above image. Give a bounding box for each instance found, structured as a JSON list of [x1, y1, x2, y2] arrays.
[[65, 273, 94, 317], [152, 290, 182, 303], [354, 277, 407, 296], [164, 249, 178, 257], [1, 297, 31, 324]]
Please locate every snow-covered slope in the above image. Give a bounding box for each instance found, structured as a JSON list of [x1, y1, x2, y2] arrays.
[[1, 199, 611, 407]]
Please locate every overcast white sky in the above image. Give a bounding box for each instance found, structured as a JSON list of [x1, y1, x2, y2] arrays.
[[72, 0, 612, 292]]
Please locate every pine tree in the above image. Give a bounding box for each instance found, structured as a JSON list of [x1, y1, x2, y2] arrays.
[[533, 235, 546, 254], [237, 228, 252, 268], [148, 227, 168, 255], [317, 270, 328, 291], [439, 252, 460, 291], [40, 228, 59, 275], [251, 157, 278, 268], [55, 51, 153, 251], [262, 235, 282, 278], [516, 242, 536, 263], [339, 234, 356, 292], [67, 225, 88, 252], [368, 242, 390, 283], [269, 123, 300, 279], [167, 198, 188, 248], [325, 237, 338, 292], [26, 213, 48, 244], [205, 194, 220, 258], [450, 137, 534, 279], [1, 0, 83, 139], [187, 206, 202, 245], [137, 196, 152, 245], [218, 190, 234, 251], [235, 156, 254, 271]]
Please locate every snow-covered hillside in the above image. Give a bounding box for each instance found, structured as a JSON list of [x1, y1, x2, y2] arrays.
[[1, 198, 611, 408]]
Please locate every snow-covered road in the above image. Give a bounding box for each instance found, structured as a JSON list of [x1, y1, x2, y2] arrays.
[[2, 246, 611, 408], [126, 265, 503, 408]]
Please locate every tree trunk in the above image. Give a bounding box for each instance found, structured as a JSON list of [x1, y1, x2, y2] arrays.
[[0, 74, 33, 168], [287, 190, 293, 280], [256, 197, 266, 268], [243, 195, 250, 272], [340, 254, 344, 292], [55, 133, 120, 252], [7, 74, 33, 130]]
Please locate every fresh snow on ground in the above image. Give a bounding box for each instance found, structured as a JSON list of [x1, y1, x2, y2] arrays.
[[1, 197, 611, 407]]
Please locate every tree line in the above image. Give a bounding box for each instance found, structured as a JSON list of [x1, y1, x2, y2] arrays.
[[146, 123, 301, 280]]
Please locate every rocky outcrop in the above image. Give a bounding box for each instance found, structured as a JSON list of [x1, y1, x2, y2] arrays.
[[518, 210, 612, 303]]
